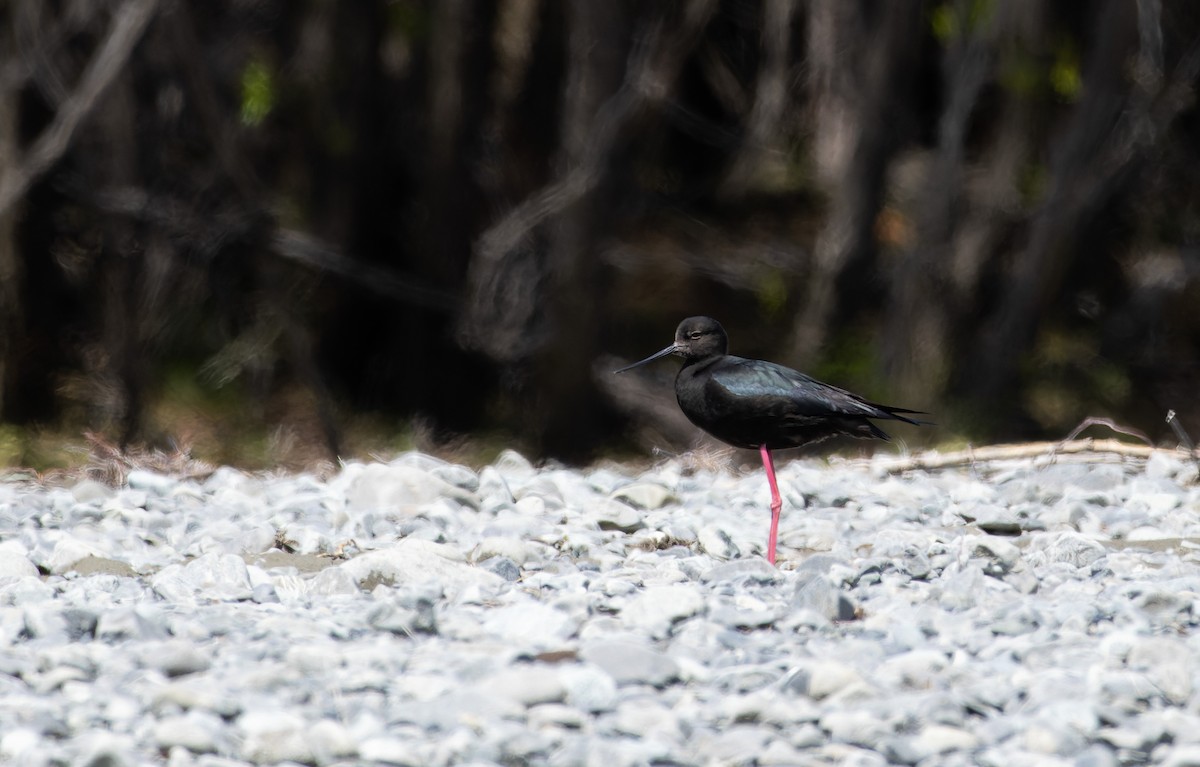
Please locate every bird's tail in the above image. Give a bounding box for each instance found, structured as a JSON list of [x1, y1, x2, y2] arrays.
[[876, 406, 934, 427]]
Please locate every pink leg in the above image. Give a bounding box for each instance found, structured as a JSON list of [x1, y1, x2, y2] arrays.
[[759, 445, 782, 565]]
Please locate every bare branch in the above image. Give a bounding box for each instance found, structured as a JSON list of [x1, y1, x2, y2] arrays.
[[0, 0, 159, 216], [271, 230, 459, 313], [72, 183, 459, 313], [459, 1, 719, 359]]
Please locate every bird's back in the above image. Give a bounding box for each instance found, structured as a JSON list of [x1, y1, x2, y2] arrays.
[[676, 355, 919, 450]]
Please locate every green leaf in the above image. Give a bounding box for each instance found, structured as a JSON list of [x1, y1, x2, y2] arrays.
[[240, 57, 276, 127]]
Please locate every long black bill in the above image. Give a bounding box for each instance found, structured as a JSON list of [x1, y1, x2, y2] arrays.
[[613, 344, 679, 374]]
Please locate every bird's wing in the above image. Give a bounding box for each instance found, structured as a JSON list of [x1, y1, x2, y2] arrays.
[[711, 357, 900, 420]]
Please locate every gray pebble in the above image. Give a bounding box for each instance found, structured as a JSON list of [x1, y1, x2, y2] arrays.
[[701, 558, 781, 584], [477, 465, 514, 505], [141, 639, 211, 677], [358, 736, 423, 766], [560, 664, 619, 712], [95, 606, 167, 642], [0, 552, 38, 580], [708, 594, 780, 630], [697, 525, 740, 559], [345, 463, 477, 512], [479, 666, 566, 706], [1163, 744, 1200, 767], [783, 661, 867, 700], [153, 710, 223, 754], [480, 555, 521, 581], [619, 584, 705, 638], [430, 463, 480, 492], [580, 640, 680, 688], [482, 601, 578, 645], [594, 498, 646, 533], [126, 469, 176, 496], [792, 572, 857, 622], [339, 539, 504, 597], [611, 482, 675, 510], [821, 708, 892, 747], [492, 449, 537, 484], [70, 479, 114, 504], [367, 602, 436, 636]]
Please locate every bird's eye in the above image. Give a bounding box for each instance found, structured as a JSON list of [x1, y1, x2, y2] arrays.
[[689, 331, 702, 340]]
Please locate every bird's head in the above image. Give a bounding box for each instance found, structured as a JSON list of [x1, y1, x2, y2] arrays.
[[614, 316, 728, 373]]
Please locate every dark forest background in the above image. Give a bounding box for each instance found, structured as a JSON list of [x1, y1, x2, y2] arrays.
[[4, 0, 1200, 469]]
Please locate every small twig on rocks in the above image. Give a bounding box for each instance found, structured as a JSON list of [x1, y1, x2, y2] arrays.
[[326, 540, 360, 560], [1166, 409, 1194, 451], [273, 528, 299, 554], [1166, 409, 1200, 476]]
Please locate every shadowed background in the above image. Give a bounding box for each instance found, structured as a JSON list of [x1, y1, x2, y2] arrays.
[[3, 0, 1200, 468]]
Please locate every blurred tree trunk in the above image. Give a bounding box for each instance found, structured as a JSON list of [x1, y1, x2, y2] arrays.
[[92, 69, 147, 446], [403, 0, 495, 420], [965, 0, 1197, 404], [881, 0, 1002, 403], [790, 0, 923, 364], [0, 3, 19, 420], [718, 0, 799, 197], [526, 0, 630, 459], [942, 1, 1045, 342], [903, 1, 1051, 424]]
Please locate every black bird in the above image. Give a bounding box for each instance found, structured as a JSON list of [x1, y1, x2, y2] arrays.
[[615, 316, 924, 565]]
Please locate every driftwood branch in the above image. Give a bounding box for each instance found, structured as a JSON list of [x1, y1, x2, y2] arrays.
[[871, 413, 1196, 475], [1060, 416, 1152, 446], [869, 438, 1181, 475], [0, 0, 159, 216]]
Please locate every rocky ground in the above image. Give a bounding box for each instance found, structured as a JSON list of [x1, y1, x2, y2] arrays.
[[1, 445, 1200, 766]]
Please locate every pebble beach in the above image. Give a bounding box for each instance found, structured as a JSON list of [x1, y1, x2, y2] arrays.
[[2, 445, 1200, 766]]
